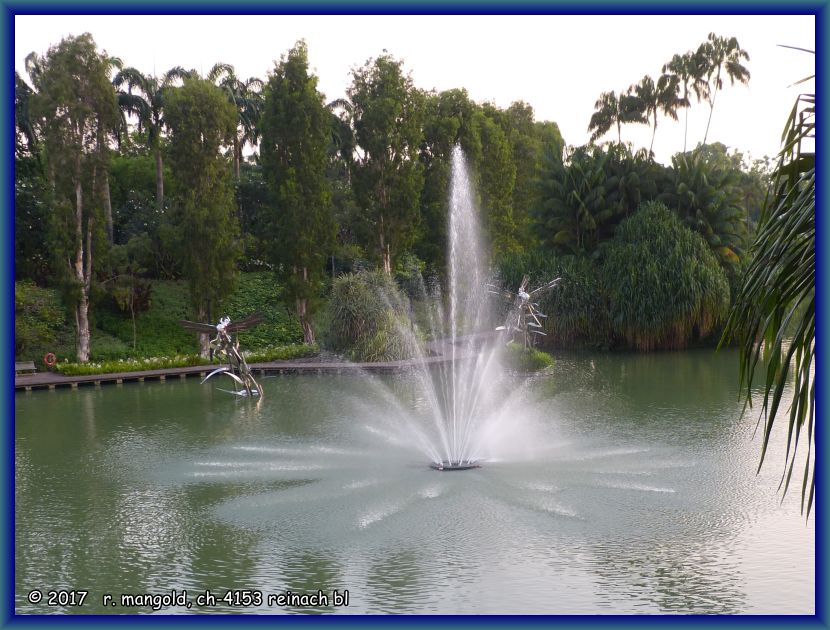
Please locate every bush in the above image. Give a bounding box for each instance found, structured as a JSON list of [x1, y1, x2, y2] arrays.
[[503, 342, 554, 372], [326, 270, 417, 361], [600, 201, 730, 350], [56, 354, 210, 376], [244, 343, 320, 362], [14, 281, 68, 361], [496, 251, 610, 348]]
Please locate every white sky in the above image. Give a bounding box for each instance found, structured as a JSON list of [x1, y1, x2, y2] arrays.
[[14, 14, 815, 165]]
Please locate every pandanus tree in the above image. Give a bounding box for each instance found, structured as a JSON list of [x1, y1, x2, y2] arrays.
[[721, 61, 815, 516], [207, 63, 264, 179], [699, 33, 751, 145], [113, 65, 194, 211]]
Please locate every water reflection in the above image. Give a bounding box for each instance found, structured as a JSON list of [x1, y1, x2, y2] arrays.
[[15, 350, 814, 614]]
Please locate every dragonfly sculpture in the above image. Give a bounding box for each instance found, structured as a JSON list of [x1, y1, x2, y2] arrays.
[[488, 275, 561, 348], [179, 314, 264, 397]]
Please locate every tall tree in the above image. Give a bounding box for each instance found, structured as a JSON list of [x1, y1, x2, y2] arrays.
[[630, 73, 683, 155], [28, 33, 119, 362], [662, 50, 709, 152], [207, 63, 264, 179], [164, 78, 240, 356], [587, 89, 640, 144], [113, 65, 194, 211], [260, 41, 334, 345], [347, 53, 425, 274], [699, 33, 751, 144], [479, 106, 518, 257], [417, 88, 482, 272]]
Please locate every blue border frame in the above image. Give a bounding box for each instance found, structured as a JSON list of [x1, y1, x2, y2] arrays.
[[3, 1, 826, 628]]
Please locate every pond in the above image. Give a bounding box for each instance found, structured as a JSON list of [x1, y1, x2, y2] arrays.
[[14, 348, 814, 615]]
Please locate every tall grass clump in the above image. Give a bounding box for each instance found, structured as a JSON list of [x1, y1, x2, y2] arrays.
[[601, 201, 730, 350], [326, 270, 417, 362], [496, 251, 609, 348]]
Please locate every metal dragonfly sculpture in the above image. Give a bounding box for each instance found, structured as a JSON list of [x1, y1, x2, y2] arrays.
[[179, 314, 264, 397], [488, 275, 561, 348]]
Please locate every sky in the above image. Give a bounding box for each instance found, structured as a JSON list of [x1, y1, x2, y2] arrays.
[[14, 14, 816, 165]]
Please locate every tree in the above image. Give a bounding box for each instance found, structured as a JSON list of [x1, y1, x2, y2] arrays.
[[207, 63, 264, 179], [113, 65, 194, 212], [478, 108, 518, 257], [260, 41, 334, 344], [722, 73, 814, 516], [630, 73, 683, 155], [537, 145, 609, 254], [164, 78, 240, 357], [347, 53, 424, 274], [417, 88, 482, 272], [662, 50, 709, 152], [587, 89, 640, 144], [28, 33, 119, 362], [699, 33, 751, 145], [661, 147, 747, 268], [601, 201, 730, 351]]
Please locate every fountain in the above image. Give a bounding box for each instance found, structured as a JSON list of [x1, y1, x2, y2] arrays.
[[368, 145, 524, 471]]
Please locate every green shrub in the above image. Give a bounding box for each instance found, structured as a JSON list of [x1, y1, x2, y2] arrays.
[[600, 201, 730, 350], [244, 343, 320, 362], [503, 342, 554, 372], [326, 270, 416, 361], [496, 251, 610, 348], [56, 354, 210, 376], [14, 281, 68, 361]]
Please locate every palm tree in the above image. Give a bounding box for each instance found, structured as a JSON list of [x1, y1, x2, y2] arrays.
[[630, 74, 683, 155], [112, 65, 193, 211], [587, 89, 639, 144], [207, 63, 264, 179], [699, 33, 751, 144], [663, 50, 710, 152], [721, 63, 814, 516], [661, 149, 746, 267], [539, 145, 610, 253]]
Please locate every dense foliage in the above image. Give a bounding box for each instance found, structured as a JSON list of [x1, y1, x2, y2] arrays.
[[601, 202, 730, 350], [722, 72, 815, 515], [326, 270, 417, 362], [15, 31, 769, 365]]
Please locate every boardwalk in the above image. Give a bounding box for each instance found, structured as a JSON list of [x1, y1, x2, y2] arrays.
[[13, 335, 496, 392]]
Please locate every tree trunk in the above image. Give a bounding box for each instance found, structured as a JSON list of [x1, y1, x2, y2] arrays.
[[684, 107, 689, 153], [703, 71, 720, 145], [73, 157, 91, 363], [649, 115, 658, 155], [379, 214, 391, 275], [76, 221, 93, 363], [197, 304, 211, 359], [234, 137, 241, 180], [296, 266, 315, 345], [102, 170, 114, 244], [155, 147, 164, 211]]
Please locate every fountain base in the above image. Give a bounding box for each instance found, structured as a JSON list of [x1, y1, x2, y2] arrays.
[[430, 461, 480, 471]]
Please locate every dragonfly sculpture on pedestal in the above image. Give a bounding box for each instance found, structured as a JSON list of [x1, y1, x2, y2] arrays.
[[488, 275, 561, 348], [179, 314, 264, 397]]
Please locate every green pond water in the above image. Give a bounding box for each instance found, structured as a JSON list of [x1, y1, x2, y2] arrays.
[[15, 349, 814, 615]]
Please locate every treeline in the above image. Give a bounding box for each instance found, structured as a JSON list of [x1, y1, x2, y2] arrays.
[[15, 32, 769, 362]]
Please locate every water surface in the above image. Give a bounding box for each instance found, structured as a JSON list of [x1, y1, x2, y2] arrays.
[[15, 349, 814, 614]]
